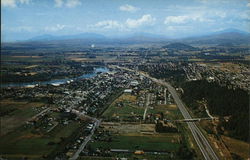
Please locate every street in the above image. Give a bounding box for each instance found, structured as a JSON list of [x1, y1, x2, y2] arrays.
[[119, 66, 219, 160]]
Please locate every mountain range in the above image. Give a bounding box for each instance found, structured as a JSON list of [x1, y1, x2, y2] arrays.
[[3, 28, 250, 47], [27, 28, 249, 45]]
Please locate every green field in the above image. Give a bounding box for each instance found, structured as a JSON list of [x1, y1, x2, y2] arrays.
[[102, 103, 144, 118], [147, 104, 183, 120], [0, 122, 80, 158], [79, 154, 173, 160], [102, 93, 145, 120], [89, 134, 180, 152], [1, 55, 59, 63], [1, 99, 46, 135], [102, 92, 183, 121]]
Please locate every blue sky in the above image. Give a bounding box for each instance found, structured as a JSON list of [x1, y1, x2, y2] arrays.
[[1, 0, 250, 42]]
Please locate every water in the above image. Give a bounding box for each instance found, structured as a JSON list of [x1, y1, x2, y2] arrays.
[[1, 67, 109, 88]]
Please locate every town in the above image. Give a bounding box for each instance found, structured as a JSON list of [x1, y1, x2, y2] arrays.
[[1, 42, 249, 159]]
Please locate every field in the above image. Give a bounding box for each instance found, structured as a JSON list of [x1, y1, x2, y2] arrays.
[[222, 135, 250, 159], [0, 98, 83, 159], [1, 55, 55, 62], [92, 90, 184, 160], [101, 122, 155, 134], [147, 104, 182, 119], [0, 121, 80, 158], [202, 62, 244, 73], [89, 133, 181, 152], [89, 90, 185, 159], [0, 99, 46, 135], [78, 155, 172, 160], [102, 94, 144, 119], [102, 93, 182, 121]]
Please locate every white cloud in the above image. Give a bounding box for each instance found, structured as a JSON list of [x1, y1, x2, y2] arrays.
[[164, 16, 189, 24], [2, 0, 16, 7], [45, 24, 66, 32], [166, 25, 193, 31], [1, 0, 30, 8], [214, 11, 226, 18], [89, 15, 156, 31], [90, 20, 123, 30], [119, 4, 139, 12], [238, 12, 250, 21], [19, 0, 30, 4], [55, 0, 63, 7], [247, 3, 250, 7], [66, 0, 81, 8], [54, 0, 81, 8], [197, 0, 230, 4], [164, 15, 212, 24], [126, 14, 156, 28]]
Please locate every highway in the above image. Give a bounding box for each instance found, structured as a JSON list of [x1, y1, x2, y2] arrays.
[[163, 81, 219, 160], [118, 66, 219, 160]]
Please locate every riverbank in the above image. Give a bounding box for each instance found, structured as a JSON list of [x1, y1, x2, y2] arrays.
[[1, 67, 109, 88]]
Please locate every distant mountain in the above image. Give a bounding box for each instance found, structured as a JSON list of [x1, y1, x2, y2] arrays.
[[30, 33, 106, 41], [28, 34, 57, 41], [123, 32, 168, 39], [29, 32, 170, 43], [183, 29, 250, 46], [10, 28, 250, 47], [211, 28, 249, 35], [163, 43, 197, 50]]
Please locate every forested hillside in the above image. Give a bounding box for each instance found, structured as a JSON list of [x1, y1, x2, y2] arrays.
[[181, 80, 249, 141]]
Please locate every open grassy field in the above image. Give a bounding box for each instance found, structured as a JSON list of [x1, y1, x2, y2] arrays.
[[1, 99, 46, 135], [101, 122, 155, 134], [102, 104, 144, 118], [102, 94, 144, 119], [79, 154, 173, 160], [89, 133, 180, 152], [222, 135, 250, 159], [147, 104, 182, 120], [0, 121, 80, 158], [78, 157, 114, 160], [1, 55, 58, 63]]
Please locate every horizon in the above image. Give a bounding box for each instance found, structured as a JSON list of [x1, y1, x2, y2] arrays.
[[1, 0, 250, 42]]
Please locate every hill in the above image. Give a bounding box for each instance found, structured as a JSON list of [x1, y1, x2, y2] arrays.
[[183, 30, 250, 46], [162, 43, 197, 50], [29, 33, 106, 41]]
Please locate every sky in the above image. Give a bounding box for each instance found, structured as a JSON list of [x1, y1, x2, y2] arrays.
[[1, 0, 250, 42]]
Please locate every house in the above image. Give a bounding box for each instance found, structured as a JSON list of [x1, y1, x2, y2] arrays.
[[130, 80, 139, 86], [124, 89, 132, 93], [134, 150, 144, 155]]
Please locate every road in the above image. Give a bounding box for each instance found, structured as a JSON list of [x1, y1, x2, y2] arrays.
[[204, 104, 214, 119], [69, 113, 101, 160], [118, 66, 219, 160], [165, 82, 219, 160], [29, 107, 50, 121], [164, 88, 167, 104], [143, 93, 151, 120]]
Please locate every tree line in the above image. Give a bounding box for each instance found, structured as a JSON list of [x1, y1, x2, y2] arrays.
[[181, 80, 249, 142]]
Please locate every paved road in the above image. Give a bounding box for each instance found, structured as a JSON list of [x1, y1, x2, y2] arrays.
[[164, 88, 167, 105], [69, 115, 101, 160], [143, 93, 151, 120], [118, 66, 219, 160], [163, 82, 219, 160]]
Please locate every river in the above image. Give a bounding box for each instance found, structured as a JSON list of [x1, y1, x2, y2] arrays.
[[1, 67, 109, 88]]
